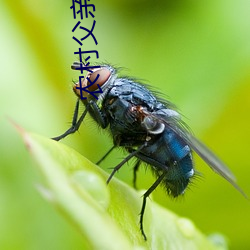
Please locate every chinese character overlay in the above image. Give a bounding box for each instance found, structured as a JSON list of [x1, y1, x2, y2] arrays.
[[71, 0, 101, 100]]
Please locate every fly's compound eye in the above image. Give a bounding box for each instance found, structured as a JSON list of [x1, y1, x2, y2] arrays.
[[73, 67, 111, 99], [142, 116, 165, 134], [86, 68, 111, 91]]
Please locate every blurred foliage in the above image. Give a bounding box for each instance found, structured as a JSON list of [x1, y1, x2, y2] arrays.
[[0, 0, 250, 249], [16, 129, 225, 250]]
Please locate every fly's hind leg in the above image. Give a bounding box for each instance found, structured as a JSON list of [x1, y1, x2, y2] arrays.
[[140, 172, 166, 240]]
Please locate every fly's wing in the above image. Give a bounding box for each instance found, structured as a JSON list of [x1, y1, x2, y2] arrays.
[[182, 132, 248, 197], [151, 110, 247, 198]]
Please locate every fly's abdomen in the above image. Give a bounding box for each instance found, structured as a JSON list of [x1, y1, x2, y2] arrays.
[[137, 128, 194, 197], [163, 129, 194, 196], [164, 153, 193, 197]]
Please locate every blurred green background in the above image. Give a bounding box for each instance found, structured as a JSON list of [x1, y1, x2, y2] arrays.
[[0, 0, 250, 249]]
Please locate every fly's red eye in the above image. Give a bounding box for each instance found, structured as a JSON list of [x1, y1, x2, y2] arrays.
[[73, 67, 111, 99], [86, 68, 111, 91]]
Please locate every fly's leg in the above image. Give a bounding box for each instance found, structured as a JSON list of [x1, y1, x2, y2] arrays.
[[133, 160, 141, 189], [52, 99, 88, 141], [96, 145, 116, 165], [52, 99, 107, 141], [107, 143, 146, 184], [88, 100, 107, 129], [140, 172, 166, 240]]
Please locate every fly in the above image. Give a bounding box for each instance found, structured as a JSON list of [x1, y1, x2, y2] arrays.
[[52, 61, 247, 240]]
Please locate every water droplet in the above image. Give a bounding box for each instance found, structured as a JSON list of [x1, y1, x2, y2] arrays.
[[177, 217, 196, 238], [71, 170, 110, 209]]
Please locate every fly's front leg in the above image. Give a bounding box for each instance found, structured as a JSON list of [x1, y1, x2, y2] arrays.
[[88, 100, 107, 129], [52, 99, 88, 141], [52, 99, 108, 141]]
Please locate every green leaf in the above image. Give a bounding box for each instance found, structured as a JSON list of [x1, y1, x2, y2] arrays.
[[19, 127, 226, 250]]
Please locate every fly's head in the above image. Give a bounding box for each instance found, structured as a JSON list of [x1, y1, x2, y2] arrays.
[[71, 62, 117, 103]]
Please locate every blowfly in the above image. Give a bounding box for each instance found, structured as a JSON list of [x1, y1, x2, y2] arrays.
[[52, 61, 246, 240]]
